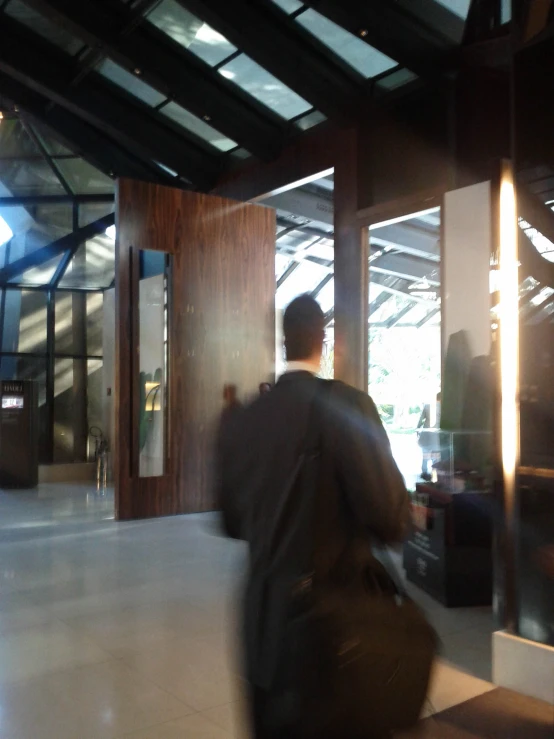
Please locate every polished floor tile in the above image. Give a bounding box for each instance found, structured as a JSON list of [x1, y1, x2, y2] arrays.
[[0, 660, 192, 739], [0, 484, 497, 737], [119, 712, 233, 738], [0, 620, 113, 685]]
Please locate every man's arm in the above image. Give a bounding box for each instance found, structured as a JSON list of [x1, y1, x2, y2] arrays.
[[329, 387, 410, 544]]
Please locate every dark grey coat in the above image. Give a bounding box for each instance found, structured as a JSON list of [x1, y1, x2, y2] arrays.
[[216, 371, 409, 690]]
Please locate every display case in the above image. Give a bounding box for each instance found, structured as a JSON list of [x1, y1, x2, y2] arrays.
[[404, 430, 494, 607], [418, 429, 493, 493]]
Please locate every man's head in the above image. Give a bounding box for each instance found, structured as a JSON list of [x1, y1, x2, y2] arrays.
[[283, 294, 325, 365], [259, 382, 272, 395]]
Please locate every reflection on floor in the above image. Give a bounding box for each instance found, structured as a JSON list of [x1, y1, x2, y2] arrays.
[[0, 484, 538, 738]]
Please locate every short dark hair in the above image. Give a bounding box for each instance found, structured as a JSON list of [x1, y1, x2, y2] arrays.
[[283, 295, 325, 361]]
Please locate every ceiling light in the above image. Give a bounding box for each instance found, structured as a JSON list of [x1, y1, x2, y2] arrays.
[[359, 29, 369, 37], [134, 67, 142, 75], [0, 111, 3, 122]]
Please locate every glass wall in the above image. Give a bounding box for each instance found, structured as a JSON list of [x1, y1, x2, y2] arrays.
[[368, 208, 442, 489], [0, 115, 114, 464]]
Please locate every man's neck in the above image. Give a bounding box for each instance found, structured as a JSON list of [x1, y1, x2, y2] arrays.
[[286, 358, 321, 375]]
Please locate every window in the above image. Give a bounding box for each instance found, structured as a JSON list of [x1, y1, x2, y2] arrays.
[[147, 0, 237, 65], [219, 55, 312, 120], [369, 208, 442, 489], [97, 59, 167, 107], [296, 10, 396, 78], [161, 102, 237, 151]]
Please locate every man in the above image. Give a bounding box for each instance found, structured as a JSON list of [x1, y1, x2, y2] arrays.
[[216, 295, 409, 738]]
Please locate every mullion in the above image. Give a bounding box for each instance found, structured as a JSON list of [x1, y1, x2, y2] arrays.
[[214, 49, 242, 71], [22, 120, 74, 197]]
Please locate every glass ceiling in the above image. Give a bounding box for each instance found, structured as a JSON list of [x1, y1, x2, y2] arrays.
[[434, 0, 472, 19], [0, 0, 430, 180], [296, 10, 396, 78], [270, 0, 397, 79], [0, 113, 116, 292], [219, 55, 311, 120], [0, 118, 115, 198], [98, 59, 167, 108]]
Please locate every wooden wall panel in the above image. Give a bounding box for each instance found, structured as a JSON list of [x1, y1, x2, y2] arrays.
[[115, 180, 275, 520]]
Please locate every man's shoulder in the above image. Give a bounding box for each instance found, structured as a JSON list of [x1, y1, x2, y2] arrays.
[[322, 379, 373, 409]]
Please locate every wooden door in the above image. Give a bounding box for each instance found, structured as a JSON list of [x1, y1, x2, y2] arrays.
[[115, 180, 275, 520]]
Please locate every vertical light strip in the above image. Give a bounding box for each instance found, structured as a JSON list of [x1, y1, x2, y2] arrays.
[[499, 163, 520, 518]]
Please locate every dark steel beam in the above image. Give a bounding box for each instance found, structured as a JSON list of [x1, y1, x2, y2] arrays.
[[0, 214, 114, 285], [277, 218, 332, 240], [368, 290, 393, 317], [0, 283, 104, 293], [0, 194, 114, 207], [519, 184, 554, 247], [385, 303, 415, 328], [0, 74, 171, 185], [179, 0, 367, 123], [0, 17, 220, 189], [519, 230, 554, 288], [276, 262, 299, 290], [416, 306, 441, 328], [311, 273, 333, 299], [301, 0, 460, 78], [371, 252, 441, 284], [22, 0, 286, 160]]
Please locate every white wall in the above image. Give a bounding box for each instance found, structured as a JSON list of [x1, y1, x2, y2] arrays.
[[443, 182, 492, 359]]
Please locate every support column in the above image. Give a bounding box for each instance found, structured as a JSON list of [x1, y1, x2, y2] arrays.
[[333, 129, 368, 391]]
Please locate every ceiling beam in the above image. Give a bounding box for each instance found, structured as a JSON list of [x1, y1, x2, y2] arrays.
[[370, 223, 440, 261], [417, 306, 441, 328], [0, 17, 220, 189], [369, 290, 393, 317], [519, 230, 554, 288], [370, 252, 441, 285], [276, 262, 299, 289], [0, 213, 114, 285], [386, 303, 416, 328], [311, 273, 333, 299], [301, 0, 460, 78], [179, 0, 367, 123], [370, 273, 438, 305], [22, 0, 285, 160], [519, 183, 554, 246], [0, 195, 114, 207], [264, 188, 334, 226]]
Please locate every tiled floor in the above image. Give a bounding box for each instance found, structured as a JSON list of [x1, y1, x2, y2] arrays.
[[0, 484, 496, 738]]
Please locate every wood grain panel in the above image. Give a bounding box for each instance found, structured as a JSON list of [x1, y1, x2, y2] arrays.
[[115, 180, 275, 520]]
